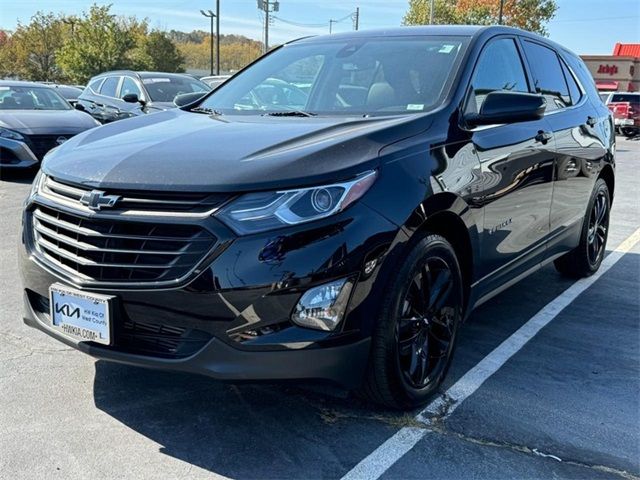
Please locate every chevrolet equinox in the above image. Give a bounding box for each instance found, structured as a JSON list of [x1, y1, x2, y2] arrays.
[[20, 26, 615, 409]]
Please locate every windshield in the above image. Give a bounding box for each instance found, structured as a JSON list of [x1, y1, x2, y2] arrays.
[[0, 85, 71, 110], [142, 76, 210, 102], [197, 36, 468, 116]]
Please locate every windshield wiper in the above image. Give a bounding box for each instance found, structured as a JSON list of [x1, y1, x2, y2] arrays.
[[264, 110, 317, 117], [190, 106, 223, 115]]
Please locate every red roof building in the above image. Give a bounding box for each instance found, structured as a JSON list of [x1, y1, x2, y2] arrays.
[[613, 43, 640, 58], [581, 43, 640, 92]]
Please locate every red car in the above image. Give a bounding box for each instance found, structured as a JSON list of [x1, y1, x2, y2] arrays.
[[602, 92, 640, 138]]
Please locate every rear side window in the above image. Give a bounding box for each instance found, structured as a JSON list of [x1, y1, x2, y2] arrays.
[[99, 77, 120, 98], [522, 41, 570, 111], [560, 60, 582, 105], [467, 38, 529, 113], [87, 77, 104, 94], [611, 94, 640, 103]]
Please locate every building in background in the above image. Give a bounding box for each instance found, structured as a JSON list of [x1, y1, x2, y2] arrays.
[[581, 43, 640, 92]]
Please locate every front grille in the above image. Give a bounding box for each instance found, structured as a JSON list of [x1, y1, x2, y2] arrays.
[[42, 175, 231, 215], [31, 205, 217, 285], [119, 320, 213, 358], [27, 135, 72, 160]]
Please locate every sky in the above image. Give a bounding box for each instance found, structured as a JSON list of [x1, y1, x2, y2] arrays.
[[0, 0, 639, 55]]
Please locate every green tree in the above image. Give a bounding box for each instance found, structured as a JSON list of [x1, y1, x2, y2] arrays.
[[129, 31, 184, 72], [57, 5, 137, 83], [4, 12, 66, 81], [403, 0, 558, 36]]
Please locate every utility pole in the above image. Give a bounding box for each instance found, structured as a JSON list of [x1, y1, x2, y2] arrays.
[[329, 19, 337, 34], [200, 9, 216, 76], [62, 17, 77, 36], [215, 0, 220, 75], [429, 0, 435, 24], [498, 0, 504, 24], [258, 0, 279, 53], [354, 7, 359, 30]]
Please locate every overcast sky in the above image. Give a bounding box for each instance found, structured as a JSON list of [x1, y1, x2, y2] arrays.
[[1, 0, 639, 54]]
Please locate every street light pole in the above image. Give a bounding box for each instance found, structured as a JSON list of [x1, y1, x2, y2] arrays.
[[429, 0, 435, 24], [498, 0, 504, 24], [200, 9, 216, 76]]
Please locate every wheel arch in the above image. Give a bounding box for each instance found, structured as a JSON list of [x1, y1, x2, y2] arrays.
[[598, 163, 615, 202], [402, 192, 480, 314]]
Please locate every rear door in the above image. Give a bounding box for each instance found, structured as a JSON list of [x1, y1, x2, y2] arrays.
[[97, 76, 124, 123], [466, 36, 555, 296], [520, 40, 607, 254]]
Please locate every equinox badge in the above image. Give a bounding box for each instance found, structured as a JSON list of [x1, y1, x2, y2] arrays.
[[79, 190, 121, 210]]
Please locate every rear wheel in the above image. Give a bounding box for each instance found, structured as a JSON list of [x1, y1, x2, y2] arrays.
[[358, 234, 463, 409], [621, 127, 638, 138], [554, 178, 610, 278]]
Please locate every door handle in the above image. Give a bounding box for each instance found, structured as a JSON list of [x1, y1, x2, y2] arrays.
[[586, 116, 597, 127], [535, 130, 552, 144]]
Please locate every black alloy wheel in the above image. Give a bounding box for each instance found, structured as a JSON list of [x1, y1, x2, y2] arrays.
[[396, 256, 457, 389], [587, 189, 609, 266], [359, 234, 464, 409], [555, 178, 611, 278]]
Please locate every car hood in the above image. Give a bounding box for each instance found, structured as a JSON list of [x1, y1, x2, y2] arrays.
[[43, 109, 431, 192], [0, 110, 98, 135]]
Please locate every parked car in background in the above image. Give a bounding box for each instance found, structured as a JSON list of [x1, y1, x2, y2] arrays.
[[600, 92, 640, 136], [200, 75, 231, 89], [21, 26, 614, 409], [47, 84, 84, 106], [77, 71, 211, 123], [0, 81, 99, 169], [602, 92, 640, 138]]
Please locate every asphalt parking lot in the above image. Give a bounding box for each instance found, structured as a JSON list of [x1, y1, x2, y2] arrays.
[[1, 137, 638, 480]]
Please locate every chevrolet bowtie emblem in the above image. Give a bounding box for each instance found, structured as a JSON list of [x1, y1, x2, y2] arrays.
[[79, 190, 121, 210]]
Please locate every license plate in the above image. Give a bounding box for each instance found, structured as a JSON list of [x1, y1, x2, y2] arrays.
[[49, 284, 113, 345]]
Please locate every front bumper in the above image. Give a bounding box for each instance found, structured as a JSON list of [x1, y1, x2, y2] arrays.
[[0, 137, 39, 168], [20, 199, 402, 388]]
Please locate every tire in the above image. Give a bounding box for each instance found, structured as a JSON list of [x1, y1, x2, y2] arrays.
[[621, 128, 638, 138], [358, 234, 464, 409], [554, 178, 610, 278]]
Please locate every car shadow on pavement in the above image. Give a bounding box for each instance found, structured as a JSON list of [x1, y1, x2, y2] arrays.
[[91, 362, 403, 478], [91, 261, 584, 478]]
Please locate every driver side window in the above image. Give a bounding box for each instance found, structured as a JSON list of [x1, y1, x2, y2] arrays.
[[120, 77, 142, 100], [467, 38, 529, 114]]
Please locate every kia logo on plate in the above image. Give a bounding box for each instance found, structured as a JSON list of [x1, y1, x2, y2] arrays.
[[79, 190, 121, 211]]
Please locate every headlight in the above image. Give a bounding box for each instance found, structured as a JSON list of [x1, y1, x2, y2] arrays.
[[217, 171, 377, 235], [0, 127, 25, 141]]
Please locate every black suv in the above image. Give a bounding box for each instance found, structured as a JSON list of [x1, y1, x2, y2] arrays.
[[76, 71, 210, 123], [21, 26, 614, 409]]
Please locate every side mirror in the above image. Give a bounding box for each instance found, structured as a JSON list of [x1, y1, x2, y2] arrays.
[[122, 93, 146, 106], [174, 92, 207, 108], [74, 103, 86, 112], [466, 91, 546, 127]]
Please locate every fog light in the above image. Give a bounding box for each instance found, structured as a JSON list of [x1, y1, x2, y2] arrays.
[[291, 278, 354, 331]]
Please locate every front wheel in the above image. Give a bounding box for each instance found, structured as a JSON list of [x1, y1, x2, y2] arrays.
[[358, 234, 464, 409], [554, 178, 610, 278]]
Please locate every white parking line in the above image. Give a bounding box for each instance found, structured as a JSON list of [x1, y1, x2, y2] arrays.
[[341, 227, 640, 480]]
